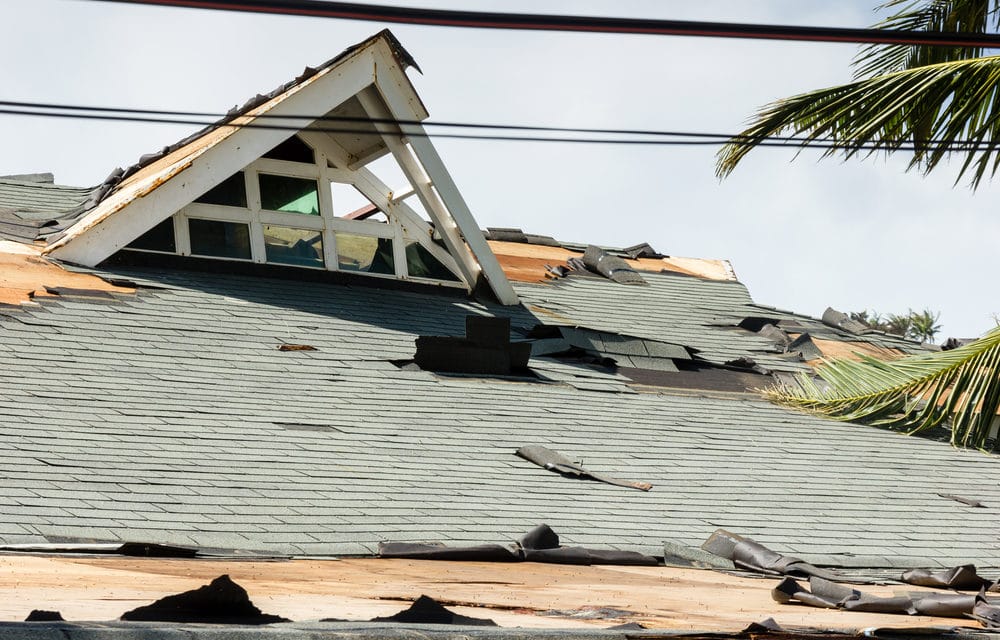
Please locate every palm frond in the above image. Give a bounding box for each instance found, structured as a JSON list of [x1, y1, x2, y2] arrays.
[[853, 0, 1000, 79], [764, 325, 1000, 451], [716, 56, 1000, 189]]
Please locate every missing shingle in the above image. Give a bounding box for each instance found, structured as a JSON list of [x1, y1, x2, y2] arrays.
[[414, 316, 531, 376], [738, 316, 781, 333], [278, 344, 317, 351]]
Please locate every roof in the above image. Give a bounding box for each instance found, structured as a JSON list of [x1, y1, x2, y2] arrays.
[[1, 29, 996, 634], [0, 555, 988, 631], [0, 176, 100, 243], [0, 261, 994, 568]]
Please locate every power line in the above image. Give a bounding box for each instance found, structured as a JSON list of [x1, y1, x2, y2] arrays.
[[0, 99, 828, 143], [92, 0, 1000, 47], [0, 103, 989, 152]]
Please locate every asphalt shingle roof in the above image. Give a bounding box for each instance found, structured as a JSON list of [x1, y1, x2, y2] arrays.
[[0, 265, 997, 567], [0, 178, 98, 242], [515, 272, 812, 373]]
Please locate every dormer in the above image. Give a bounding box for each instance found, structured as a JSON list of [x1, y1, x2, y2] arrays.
[[43, 31, 518, 305]]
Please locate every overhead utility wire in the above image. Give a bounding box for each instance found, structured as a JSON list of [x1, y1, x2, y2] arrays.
[[0, 105, 988, 152], [0, 99, 863, 145], [94, 0, 1000, 47]]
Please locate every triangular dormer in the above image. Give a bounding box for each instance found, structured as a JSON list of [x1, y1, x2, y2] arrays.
[[44, 31, 518, 305]]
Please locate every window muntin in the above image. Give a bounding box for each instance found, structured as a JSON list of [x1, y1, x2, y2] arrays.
[[189, 219, 252, 260], [259, 174, 319, 215], [195, 172, 247, 208], [263, 226, 324, 268], [131, 151, 462, 286]]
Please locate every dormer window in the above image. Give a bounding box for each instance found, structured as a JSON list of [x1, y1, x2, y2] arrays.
[[55, 33, 519, 304], [124, 135, 460, 285]]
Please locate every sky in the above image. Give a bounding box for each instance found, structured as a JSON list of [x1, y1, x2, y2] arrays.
[[2, 0, 997, 339]]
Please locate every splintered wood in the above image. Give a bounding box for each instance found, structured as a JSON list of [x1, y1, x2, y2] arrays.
[[488, 240, 735, 283], [0, 250, 132, 306], [0, 555, 978, 631]]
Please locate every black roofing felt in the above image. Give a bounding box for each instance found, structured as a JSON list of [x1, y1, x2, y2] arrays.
[[0, 263, 997, 567]]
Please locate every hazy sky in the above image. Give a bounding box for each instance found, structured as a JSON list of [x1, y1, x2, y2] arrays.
[[3, 1, 996, 339]]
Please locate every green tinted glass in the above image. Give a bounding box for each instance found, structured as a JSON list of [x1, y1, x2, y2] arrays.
[[259, 174, 319, 215]]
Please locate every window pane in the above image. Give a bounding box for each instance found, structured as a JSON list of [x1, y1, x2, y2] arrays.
[[195, 172, 247, 208], [127, 218, 176, 253], [262, 136, 315, 164], [405, 242, 460, 281], [336, 233, 394, 275], [189, 219, 251, 260], [263, 226, 324, 268], [259, 174, 319, 215]]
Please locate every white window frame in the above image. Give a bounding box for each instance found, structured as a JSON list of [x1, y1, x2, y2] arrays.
[[125, 140, 465, 286]]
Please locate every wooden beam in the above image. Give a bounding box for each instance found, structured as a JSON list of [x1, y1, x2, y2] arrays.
[[300, 130, 464, 285], [367, 60, 519, 305]]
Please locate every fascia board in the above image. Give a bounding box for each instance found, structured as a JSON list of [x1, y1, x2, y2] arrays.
[[46, 47, 380, 267]]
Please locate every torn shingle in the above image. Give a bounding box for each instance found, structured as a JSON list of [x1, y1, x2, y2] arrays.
[[788, 332, 823, 361], [582, 245, 647, 285], [822, 307, 870, 335], [622, 242, 663, 259], [516, 445, 652, 491]]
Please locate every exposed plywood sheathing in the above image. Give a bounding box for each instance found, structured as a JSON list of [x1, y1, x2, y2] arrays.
[[0, 555, 978, 631], [798, 335, 904, 364], [0, 251, 132, 306], [488, 241, 736, 283]]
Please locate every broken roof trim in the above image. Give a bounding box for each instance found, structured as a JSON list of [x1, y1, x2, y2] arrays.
[[42, 30, 518, 305]]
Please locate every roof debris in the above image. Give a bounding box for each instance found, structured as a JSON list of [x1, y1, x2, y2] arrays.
[[823, 307, 871, 335], [773, 575, 997, 619], [278, 344, 318, 352], [902, 565, 995, 591], [488, 239, 737, 283], [369, 595, 497, 626], [582, 245, 647, 285], [516, 445, 653, 491], [120, 575, 287, 625], [937, 493, 986, 508], [380, 524, 658, 565], [484, 227, 559, 246], [622, 242, 663, 259], [702, 530, 844, 582], [24, 610, 64, 622], [787, 333, 824, 361]]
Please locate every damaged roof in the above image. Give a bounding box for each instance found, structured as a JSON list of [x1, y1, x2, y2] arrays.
[[2, 34, 996, 633], [0, 31, 419, 247], [0, 175, 100, 243], [0, 261, 995, 569]]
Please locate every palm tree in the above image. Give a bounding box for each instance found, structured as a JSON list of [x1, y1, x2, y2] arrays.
[[718, 0, 1000, 451], [909, 308, 943, 342], [717, 0, 1000, 189]]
